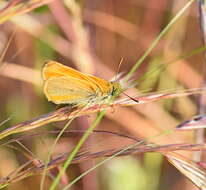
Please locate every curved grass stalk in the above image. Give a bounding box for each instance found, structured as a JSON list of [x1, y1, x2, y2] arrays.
[[49, 110, 106, 190], [40, 118, 74, 190], [125, 0, 196, 81], [62, 129, 174, 189]]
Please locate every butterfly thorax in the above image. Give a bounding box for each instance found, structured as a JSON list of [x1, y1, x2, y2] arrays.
[[93, 81, 121, 104]]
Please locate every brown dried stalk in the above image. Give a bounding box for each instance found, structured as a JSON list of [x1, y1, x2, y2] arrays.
[[0, 0, 54, 24], [167, 153, 206, 189], [1, 141, 206, 188], [0, 88, 202, 140]]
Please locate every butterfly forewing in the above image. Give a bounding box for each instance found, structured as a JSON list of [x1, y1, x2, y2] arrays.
[[86, 75, 113, 94], [43, 61, 89, 80]]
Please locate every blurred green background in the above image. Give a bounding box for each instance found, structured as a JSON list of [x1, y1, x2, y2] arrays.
[[0, 0, 204, 190]]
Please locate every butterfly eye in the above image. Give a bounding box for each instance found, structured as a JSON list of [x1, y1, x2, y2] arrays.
[[110, 83, 121, 96]]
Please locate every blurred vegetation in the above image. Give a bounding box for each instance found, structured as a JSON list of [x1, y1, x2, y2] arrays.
[[0, 0, 205, 190]]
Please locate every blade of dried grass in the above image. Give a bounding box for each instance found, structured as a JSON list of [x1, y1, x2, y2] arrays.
[[0, 88, 201, 141], [62, 129, 174, 190], [176, 114, 206, 130], [0, 160, 34, 188], [0, 106, 73, 140], [2, 132, 206, 188], [167, 153, 206, 189], [0, 62, 42, 86], [0, 0, 53, 24], [0, 130, 172, 187]]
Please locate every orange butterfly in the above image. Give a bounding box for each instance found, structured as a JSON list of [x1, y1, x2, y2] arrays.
[[42, 61, 122, 107]]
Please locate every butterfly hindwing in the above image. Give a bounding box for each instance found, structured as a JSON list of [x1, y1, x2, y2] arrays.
[[44, 76, 96, 104]]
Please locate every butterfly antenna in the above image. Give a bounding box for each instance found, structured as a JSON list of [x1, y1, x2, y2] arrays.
[[115, 57, 124, 81], [122, 92, 139, 103]]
